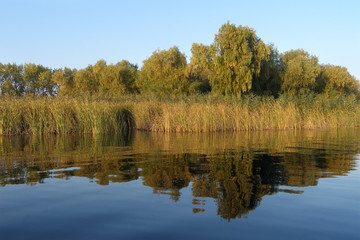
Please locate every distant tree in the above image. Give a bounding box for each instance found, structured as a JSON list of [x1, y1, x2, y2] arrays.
[[23, 63, 55, 95], [55, 60, 139, 97], [98, 60, 138, 96], [251, 44, 282, 97], [137, 46, 188, 95], [186, 43, 213, 94], [92, 60, 107, 89], [73, 66, 96, 95], [0, 63, 24, 95], [52, 67, 76, 96], [38, 70, 55, 95], [210, 22, 270, 96], [315, 64, 359, 96], [280, 49, 321, 95], [23, 63, 41, 95]]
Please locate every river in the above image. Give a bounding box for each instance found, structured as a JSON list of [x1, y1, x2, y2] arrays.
[[0, 129, 359, 239]]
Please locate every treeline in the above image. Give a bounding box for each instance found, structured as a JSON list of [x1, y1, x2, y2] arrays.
[[0, 22, 358, 97], [0, 60, 137, 97]]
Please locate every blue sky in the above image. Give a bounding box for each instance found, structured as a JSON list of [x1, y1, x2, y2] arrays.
[[1, 0, 359, 79]]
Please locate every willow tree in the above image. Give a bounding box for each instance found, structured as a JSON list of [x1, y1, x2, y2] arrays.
[[251, 44, 282, 97], [137, 46, 188, 95], [316, 65, 359, 96], [187, 43, 213, 94], [280, 49, 321, 95], [210, 22, 270, 96]]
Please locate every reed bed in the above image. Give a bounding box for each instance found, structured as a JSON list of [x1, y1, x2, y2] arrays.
[[129, 94, 360, 132], [0, 94, 359, 135], [0, 97, 133, 135]]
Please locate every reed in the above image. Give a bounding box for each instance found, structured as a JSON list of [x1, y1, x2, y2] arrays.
[[128, 94, 360, 132], [0, 94, 359, 135], [0, 96, 134, 135]]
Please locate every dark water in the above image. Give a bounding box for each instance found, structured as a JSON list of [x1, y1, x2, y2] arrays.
[[0, 129, 359, 240]]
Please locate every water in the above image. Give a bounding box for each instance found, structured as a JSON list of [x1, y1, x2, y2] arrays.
[[0, 129, 359, 240]]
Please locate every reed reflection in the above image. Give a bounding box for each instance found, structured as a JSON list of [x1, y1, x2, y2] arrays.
[[0, 129, 358, 220]]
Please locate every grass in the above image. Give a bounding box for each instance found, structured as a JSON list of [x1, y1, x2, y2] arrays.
[[128, 94, 360, 132], [0, 94, 359, 135], [0, 96, 134, 135]]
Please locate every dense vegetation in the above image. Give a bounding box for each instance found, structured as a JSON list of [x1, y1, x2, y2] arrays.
[[0, 95, 359, 134], [1, 22, 358, 98], [0, 22, 359, 134]]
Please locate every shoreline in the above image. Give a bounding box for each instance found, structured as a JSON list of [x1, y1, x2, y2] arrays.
[[1, 95, 359, 135]]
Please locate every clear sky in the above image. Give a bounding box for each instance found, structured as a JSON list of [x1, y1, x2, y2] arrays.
[[1, 0, 359, 79]]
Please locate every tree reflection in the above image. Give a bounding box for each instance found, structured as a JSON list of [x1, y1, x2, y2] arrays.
[[0, 129, 358, 220]]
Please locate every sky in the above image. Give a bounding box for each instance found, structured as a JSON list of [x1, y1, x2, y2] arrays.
[[0, 0, 359, 79]]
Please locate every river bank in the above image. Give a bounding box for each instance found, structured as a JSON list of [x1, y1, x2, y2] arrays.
[[1, 94, 359, 134]]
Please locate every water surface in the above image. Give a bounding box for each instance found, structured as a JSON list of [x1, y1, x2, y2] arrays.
[[0, 129, 359, 239]]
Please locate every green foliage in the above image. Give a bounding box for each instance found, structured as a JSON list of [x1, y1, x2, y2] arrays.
[[38, 70, 55, 95], [98, 60, 138, 96], [251, 44, 282, 96], [280, 49, 321, 95], [187, 43, 213, 94], [70, 60, 138, 96], [52, 67, 76, 96], [0, 63, 56, 96], [137, 46, 189, 95], [0, 22, 358, 99], [0, 60, 138, 97], [73, 65, 98, 95], [316, 64, 359, 97], [210, 22, 270, 96], [0, 63, 25, 95], [23, 63, 56, 95]]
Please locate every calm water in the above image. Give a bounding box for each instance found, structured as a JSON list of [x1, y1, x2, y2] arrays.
[[0, 129, 359, 240]]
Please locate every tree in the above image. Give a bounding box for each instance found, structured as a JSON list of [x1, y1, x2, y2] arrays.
[[280, 49, 320, 95], [23, 63, 53, 95], [0, 63, 24, 95], [61, 60, 139, 97], [52, 67, 76, 96], [38, 70, 55, 96], [251, 44, 282, 97], [315, 65, 359, 96], [210, 22, 270, 96], [137, 46, 188, 95], [98, 60, 138, 96], [73, 65, 97, 95], [187, 43, 213, 94]]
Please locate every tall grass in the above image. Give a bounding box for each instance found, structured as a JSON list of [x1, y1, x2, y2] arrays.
[[129, 94, 360, 132], [0, 96, 134, 135], [0, 94, 359, 135]]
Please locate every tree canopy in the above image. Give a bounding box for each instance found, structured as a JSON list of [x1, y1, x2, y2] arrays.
[[280, 49, 321, 95], [187, 43, 213, 94], [316, 65, 359, 96], [54, 60, 138, 96], [251, 44, 282, 96], [210, 22, 270, 96], [137, 46, 189, 95], [0, 22, 358, 98]]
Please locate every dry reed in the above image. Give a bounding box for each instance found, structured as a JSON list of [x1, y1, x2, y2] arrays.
[[1, 94, 359, 134]]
